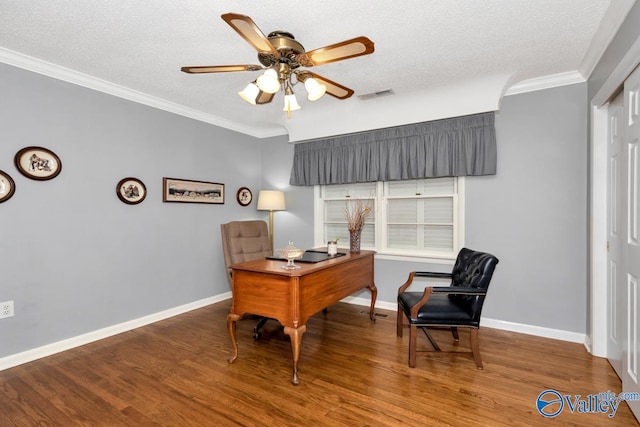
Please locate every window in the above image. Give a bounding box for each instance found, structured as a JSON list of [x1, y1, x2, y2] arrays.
[[315, 178, 464, 261]]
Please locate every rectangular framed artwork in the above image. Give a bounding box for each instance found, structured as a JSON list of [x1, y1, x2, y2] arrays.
[[162, 178, 224, 204]]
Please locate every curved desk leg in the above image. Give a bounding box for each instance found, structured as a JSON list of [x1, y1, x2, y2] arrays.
[[227, 313, 241, 364], [367, 283, 378, 321], [283, 325, 307, 385]]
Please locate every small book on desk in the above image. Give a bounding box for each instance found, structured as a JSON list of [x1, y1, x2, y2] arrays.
[[267, 249, 347, 263]]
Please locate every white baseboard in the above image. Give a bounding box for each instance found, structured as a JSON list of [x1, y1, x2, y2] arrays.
[[584, 334, 593, 354], [1, 292, 587, 371], [479, 318, 586, 344], [345, 296, 587, 344], [0, 293, 230, 371], [341, 295, 397, 311]]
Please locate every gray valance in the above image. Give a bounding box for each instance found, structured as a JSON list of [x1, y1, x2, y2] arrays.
[[289, 112, 497, 186]]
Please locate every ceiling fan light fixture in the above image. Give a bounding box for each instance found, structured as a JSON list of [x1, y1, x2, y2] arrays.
[[283, 84, 301, 118], [256, 68, 281, 94], [283, 93, 301, 112], [183, 13, 374, 116], [238, 82, 261, 104], [304, 77, 327, 101]]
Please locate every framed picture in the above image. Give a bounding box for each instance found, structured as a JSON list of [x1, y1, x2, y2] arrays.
[[0, 170, 16, 203], [14, 146, 62, 180], [236, 187, 252, 206], [162, 178, 224, 204], [116, 177, 147, 205]]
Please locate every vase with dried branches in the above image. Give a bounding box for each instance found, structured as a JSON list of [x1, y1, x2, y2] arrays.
[[345, 198, 373, 253]]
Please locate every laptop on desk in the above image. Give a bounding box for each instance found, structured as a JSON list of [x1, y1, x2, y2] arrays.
[[267, 249, 347, 263]]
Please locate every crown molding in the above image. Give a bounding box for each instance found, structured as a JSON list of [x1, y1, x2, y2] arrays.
[[592, 31, 640, 107], [508, 1, 637, 94], [504, 71, 585, 96], [0, 47, 286, 139], [579, 0, 636, 80]]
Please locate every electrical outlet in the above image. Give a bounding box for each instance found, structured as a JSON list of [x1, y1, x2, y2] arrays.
[[0, 301, 14, 319]]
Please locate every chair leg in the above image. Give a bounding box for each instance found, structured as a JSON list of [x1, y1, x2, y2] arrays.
[[470, 328, 483, 369], [451, 327, 459, 341], [253, 317, 269, 340], [397, 305, 404, 337], [420, 327, 442, 352], [408, 325, 419, 367]]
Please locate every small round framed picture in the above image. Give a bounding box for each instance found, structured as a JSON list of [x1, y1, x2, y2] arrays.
[[14, 146, 62, 180], [116, 177, 147, 205], [236, 187, 252, 206], [0, 170, 16, 203]]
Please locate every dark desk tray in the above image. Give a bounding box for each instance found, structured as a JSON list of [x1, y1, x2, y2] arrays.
[[267, 250, 347, 263]]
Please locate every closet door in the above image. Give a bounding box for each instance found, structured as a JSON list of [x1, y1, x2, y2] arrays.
[[622, 64, 640, 420], [607, 92, 623, 378]]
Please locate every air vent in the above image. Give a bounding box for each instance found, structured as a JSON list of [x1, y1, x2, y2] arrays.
[[357, 89, 395, 101]]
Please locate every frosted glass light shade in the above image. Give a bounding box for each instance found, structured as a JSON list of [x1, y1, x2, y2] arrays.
[[257, 190, 286, 211], [256, 69, 281, 94], [282, 94, 301, 112], [237, 82, 260, 105], [304, 77, 327, 101]]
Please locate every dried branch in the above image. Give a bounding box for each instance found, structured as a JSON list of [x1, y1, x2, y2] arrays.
[[345, 198, 373, 231]]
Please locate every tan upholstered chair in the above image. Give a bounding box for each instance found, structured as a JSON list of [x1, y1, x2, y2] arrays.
[[220, 220, 273, 339]]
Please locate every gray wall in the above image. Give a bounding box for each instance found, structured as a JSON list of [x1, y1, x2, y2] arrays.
[[0, 63, 589, 362], [0, 62, 278, 358], [472, 84, 587, 332], [263, 83, 589, 334]]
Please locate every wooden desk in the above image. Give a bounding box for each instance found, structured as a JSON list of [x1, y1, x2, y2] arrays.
[[227, 250, 377, 385]]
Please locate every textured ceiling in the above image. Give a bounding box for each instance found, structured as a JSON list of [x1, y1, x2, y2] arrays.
[[0, 1, 635, 141]]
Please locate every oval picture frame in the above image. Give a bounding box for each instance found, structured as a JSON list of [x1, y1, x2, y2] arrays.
[[0, 170, 16, 203], [237, 187, 252, 206], [116, 177, 147, 205], [14, 146, 62, 181]]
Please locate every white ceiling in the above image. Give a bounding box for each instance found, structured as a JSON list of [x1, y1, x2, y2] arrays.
[[0, 1, 635, 141]]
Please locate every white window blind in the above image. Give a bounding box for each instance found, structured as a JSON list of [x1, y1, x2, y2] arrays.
[[315, 178, 463, 260], [322, 182, 376, 248]]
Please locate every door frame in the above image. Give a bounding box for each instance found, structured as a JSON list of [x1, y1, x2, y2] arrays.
[[590, 36, 640, 357]]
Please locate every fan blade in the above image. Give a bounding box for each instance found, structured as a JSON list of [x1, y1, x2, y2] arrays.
[[181, 65, 263, 74], [300, 36, 374, 66], [221, 13, 280, 57], [298, 72, 354, 100]]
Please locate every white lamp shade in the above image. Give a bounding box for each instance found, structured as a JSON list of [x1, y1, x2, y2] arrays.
[[282, 94, 301, 112], [257, 190, 286, 211], [238, 83, 260, 105], [304, 77, 327, 101], [256, 69, 281, 94]]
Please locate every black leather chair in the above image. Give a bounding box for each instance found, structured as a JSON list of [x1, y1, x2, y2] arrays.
[[397, 248, 499, 369]]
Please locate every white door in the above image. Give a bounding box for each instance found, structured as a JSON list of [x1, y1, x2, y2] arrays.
[[622, 64, 640, 420], [607, 92, 624, 378]]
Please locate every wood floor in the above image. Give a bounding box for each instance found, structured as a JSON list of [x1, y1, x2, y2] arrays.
[[0, 300, 637, 426]]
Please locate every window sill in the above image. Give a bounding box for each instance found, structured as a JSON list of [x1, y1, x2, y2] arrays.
[[372, 251, 456, 265]]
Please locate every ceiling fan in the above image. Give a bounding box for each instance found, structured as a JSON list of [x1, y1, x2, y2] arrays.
[[181, 13, 375, 117]]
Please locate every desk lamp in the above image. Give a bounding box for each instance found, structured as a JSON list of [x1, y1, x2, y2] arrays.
[[257, 190, 286, 253]]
